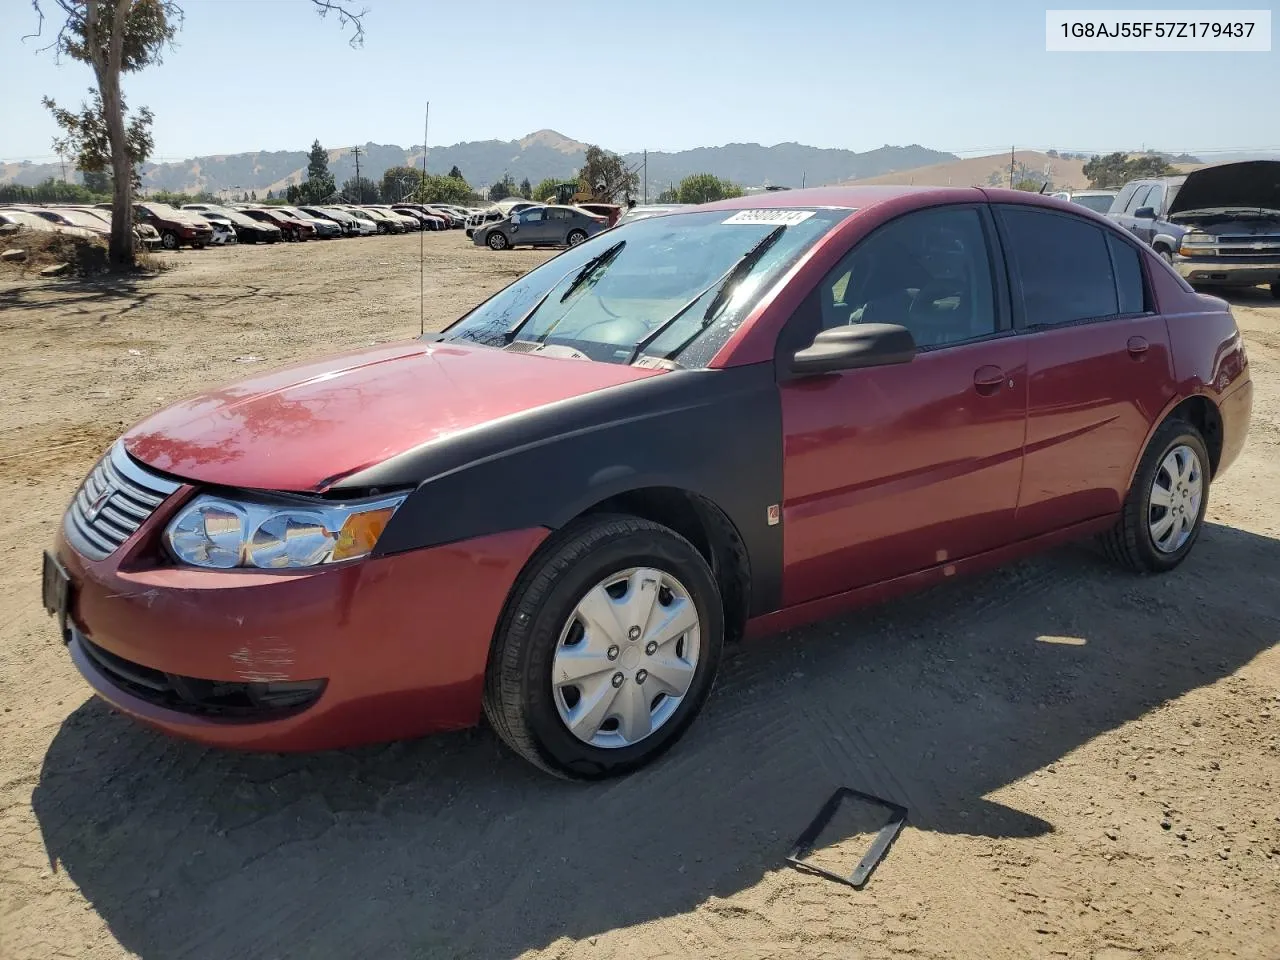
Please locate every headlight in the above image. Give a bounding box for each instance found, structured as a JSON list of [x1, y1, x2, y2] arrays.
[[166, 492, 406, 570], [1181, 233, 1215, 246]]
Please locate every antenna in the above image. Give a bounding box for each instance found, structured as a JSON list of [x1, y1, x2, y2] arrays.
[[420, 103, 428, 337]]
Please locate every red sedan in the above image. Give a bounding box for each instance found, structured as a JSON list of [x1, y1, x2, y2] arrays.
[[43, 186, 1252, 778]]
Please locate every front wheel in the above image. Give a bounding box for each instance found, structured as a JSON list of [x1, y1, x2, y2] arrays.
[[487, 231, 509, 251], [1271, 281, 1279, 300], [1101, 418, 1210, 573], [483, 515, 724, 779], [1155, 247, 1173, 265], [160, 231, 178, 250], [566, 229, 587, 247]]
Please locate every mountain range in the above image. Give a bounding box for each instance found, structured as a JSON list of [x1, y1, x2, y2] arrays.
[[1, 130, 955, 197]]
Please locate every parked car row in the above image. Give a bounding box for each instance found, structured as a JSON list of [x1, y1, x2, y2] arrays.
[[1056, 160, 1280, 299], [1, 199, 481, 253], [0, 203, 163, 249]]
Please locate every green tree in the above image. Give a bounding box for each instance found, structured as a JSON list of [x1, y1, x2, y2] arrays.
[[300, 138, 336, 201], [1082, 152, 1177, 188], [26, 0, 367, 268], [81, 168, 111, 194], [578, 145, 638, 202], [0, 177, 101, 204], [266, 188, 274, 200], [1013, 179, 1042, 192], [532, 177, 563, 202], [488, 174, 517, 202], [1082, 152, 1133, 188], [676, 173, 743, 204], [381, 165, 423, 203], [342, 175, 380, 203], [448, 164, 463, 180], [1127, 155, 1177, 179], [518, 177, 532, 199], [656, 186, 679, 203], [412, 174, 473, 205]]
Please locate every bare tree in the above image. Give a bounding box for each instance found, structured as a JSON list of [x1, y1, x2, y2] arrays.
[[24, 0, 368, 268]]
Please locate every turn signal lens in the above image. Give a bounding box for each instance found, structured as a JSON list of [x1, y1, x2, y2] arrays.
[[332, 507, 398, 562]]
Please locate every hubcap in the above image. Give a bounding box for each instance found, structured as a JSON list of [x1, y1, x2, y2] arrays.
[[551, 567, 701, 749], [1149, 444, 1203, 554]]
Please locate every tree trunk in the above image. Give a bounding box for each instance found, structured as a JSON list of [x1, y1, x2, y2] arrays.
[[90, 0, 136, 269]]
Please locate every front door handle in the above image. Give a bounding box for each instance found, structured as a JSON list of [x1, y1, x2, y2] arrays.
[[1127, 336, 1149, 358], [973, 365, 1005, 395]]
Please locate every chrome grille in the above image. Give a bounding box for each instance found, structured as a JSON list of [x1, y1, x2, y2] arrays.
[[1216, 238, 1280, 257], [64, 442, 181, 560]]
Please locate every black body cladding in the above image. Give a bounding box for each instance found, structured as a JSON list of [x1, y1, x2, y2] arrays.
[[346, 362, 785, 615]]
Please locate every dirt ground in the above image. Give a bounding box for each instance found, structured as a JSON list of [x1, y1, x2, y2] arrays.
[[1, 234, 1277, 960]]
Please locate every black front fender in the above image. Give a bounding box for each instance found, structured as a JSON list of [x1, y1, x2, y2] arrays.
[[351, 363, 784, 615]]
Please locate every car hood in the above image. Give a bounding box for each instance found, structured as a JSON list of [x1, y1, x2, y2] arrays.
[[1169, 160, 1280, 217], [123, 340, 663, 492]]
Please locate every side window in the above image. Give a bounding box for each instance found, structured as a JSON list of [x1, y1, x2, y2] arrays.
[[1144, 184, 1165, 214], [817, 206, 997, 349], [519, 209, 544, 223], [548, 208, 570, 221], [1113, 182, 1138, 213], [1107, 234, 1147, 315], [1125, 184, 1152, 214], [999, 206, 1118, 326]]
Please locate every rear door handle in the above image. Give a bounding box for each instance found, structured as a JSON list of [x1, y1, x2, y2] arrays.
[[973, 364, 1006, 394], [1127, 336, 1149, 358]]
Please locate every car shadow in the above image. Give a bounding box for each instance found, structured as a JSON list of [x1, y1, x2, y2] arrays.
[[32, 522, 1280, 959]]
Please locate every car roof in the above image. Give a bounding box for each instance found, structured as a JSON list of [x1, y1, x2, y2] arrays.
[[699, 185, 973, 212]]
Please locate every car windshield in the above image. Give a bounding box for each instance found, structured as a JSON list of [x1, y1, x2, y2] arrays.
[[439, 207, 852, 367], [1074, 194, 1115, 213]]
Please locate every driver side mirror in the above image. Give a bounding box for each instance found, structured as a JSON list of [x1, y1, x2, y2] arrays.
[[1134, 206, 1156, 219], [790, 323, 917, 376]]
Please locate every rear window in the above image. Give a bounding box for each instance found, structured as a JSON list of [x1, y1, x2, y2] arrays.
[[1107, 235, 1147, 315], [998, 206, 1119, 326], [1073, 194, 1116, 214]]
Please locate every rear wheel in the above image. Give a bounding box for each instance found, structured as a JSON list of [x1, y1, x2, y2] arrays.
[[483, 515, 724, 779], [1101, 418, 1210, 573], [566, 229, 588, 247], [487, 231, 509, 251]]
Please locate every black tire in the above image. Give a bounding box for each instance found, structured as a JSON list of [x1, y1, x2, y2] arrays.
[[192, 242, 206, 250], [487, 230, 509, 251], [1155, 246, 1173, 265], [483, 515, 724, 779], [566, 229, 588, 247], [160, 231, 178, 250], [1101, 418, 1210, 573], [1270, 281, 1279, 300]]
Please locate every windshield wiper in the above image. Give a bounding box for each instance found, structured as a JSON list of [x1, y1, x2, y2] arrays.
[[502, 239, 626, 346], [625, 224, 787, 364]]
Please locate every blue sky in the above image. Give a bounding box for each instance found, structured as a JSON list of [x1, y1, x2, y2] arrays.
[[2, 0, 1277, 162]]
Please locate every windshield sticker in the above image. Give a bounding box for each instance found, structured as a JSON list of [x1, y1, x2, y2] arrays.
[[722, 209, 816, 226]]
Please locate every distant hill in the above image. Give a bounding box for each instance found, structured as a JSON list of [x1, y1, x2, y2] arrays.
[[842, 151, 1092, 191], [1, 130, 955, 196]]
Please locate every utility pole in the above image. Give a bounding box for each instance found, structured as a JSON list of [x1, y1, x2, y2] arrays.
[[1009, 145, 1015, 189], [420, 103, 428, 337], [643, 149, 647, 204], [801, 171, 806, 188], [352, 145, 363, 201]]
